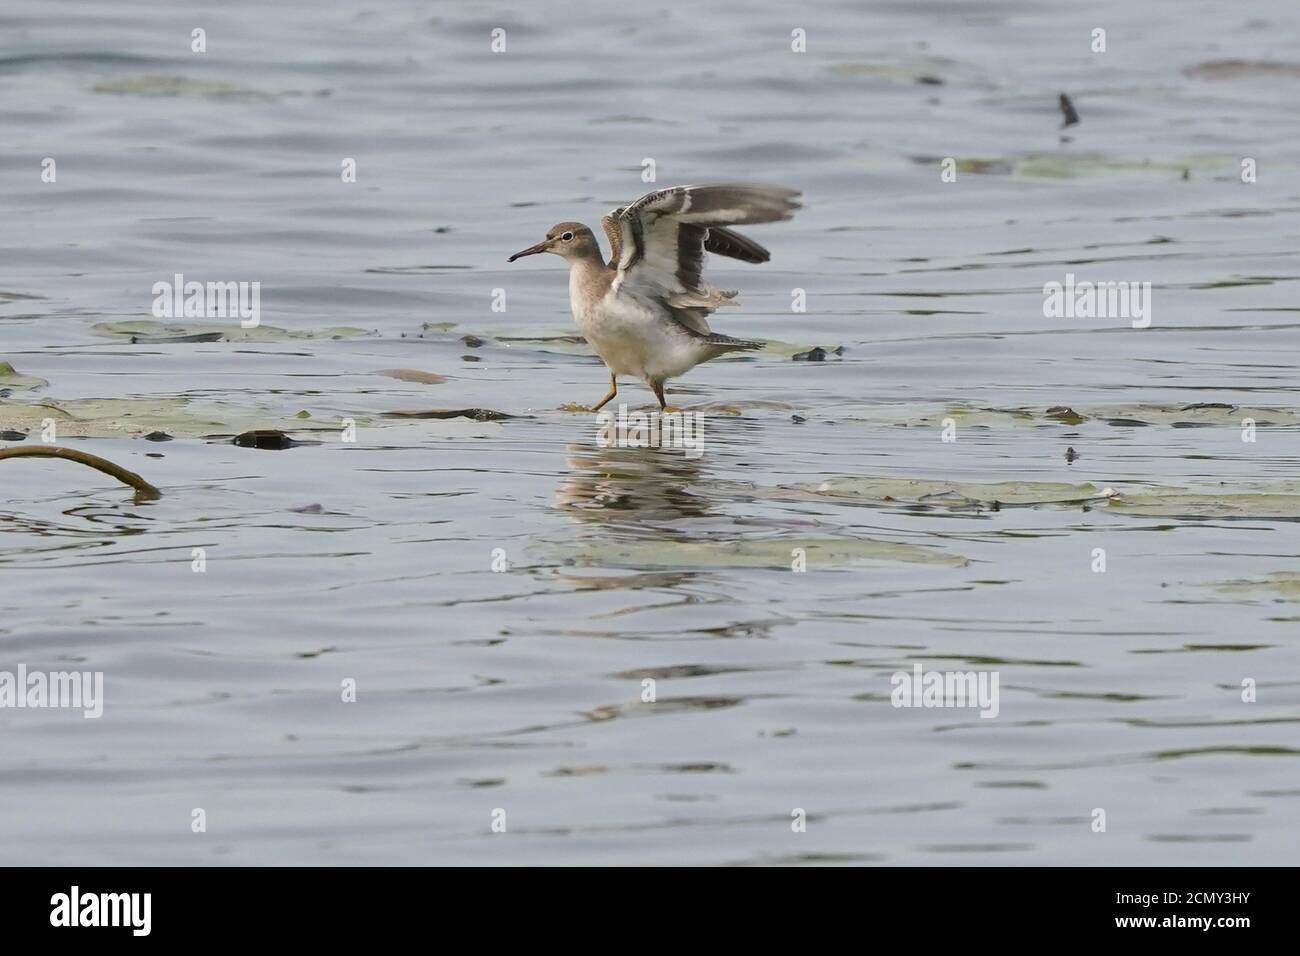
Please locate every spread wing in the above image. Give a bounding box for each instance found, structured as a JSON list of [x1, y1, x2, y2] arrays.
[[606, 184, 800, 317], [604, 211, 773, 270]]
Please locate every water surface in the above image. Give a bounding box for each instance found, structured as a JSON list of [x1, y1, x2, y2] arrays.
[[2, 0, 1298, 864]]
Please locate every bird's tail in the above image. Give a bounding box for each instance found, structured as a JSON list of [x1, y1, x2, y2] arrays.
[[702, 332, 764, 354]]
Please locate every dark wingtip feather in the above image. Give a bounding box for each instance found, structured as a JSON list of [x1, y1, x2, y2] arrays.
[[705, 226, 771, 264]]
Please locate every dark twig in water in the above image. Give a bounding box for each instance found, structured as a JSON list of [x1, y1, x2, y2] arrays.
[[0, 445, 163, 500]]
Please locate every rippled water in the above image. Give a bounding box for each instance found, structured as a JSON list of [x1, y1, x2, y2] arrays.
[[2, 0, 1298, 864]]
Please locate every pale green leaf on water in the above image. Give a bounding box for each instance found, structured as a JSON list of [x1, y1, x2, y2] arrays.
[[1107, 493, 1300, 519], [1184, 60, 1300, 81], [92, 320, 372, 342], [841, 403, 1300, 429], [751, 340, 835, 359], [957, 158, 1015, 175], [0, 397, 363, 439], [1044, 406, 1087, 425], [765, 474, 1300, 519], [0, 362, 48, 391], [1014, 154, 1212, 180], [835, 403, 1044, 428], [373, 368, 449, 384], [539, 535, 967, 569], [1095, 404, 1300, 427], [1238, 479, 1300, 495], [493, 334, 596, 357], [1213, 573, 1300, 600], [383, 407, 514, 421], [778, 476, 1110, 507], [910, 153, 1235, 181], [93, 75, 267, 98]]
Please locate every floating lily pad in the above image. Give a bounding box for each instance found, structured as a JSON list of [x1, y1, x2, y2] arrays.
[[539, 535, 966, 570], [383, 408, 516, 421], [373, 368, 448, 385], [1184, 60, 1300, 81], [759, 474, 1300, 519], [1107, 493, 1300, 519], [910, 153, 1232, 181], [93, 75, 266, 98], [0, 362, 46, 391], [956, 158, 1014, 175], [1015, 154, 1217, 180], [1045, 406, 1086, 425], [1213, 573, 1300, 599], [0, 397, 360, 439], [777, 477, 1113, 509], [93, 320, 371, 343], [493, 334, 596, 357], [842, 403, 1300, 430]]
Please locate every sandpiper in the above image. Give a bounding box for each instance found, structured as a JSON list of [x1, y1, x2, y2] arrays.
[[508, 183, 801, 411]]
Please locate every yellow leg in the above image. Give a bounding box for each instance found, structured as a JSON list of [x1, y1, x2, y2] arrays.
[[589, 371, 618, 412], [651, 381, 681, 414]]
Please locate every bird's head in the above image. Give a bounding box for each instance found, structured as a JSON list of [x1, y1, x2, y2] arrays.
[[508, 222, 600, 263]]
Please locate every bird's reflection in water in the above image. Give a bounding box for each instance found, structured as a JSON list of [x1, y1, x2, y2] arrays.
[[554, 442, 713, 526]]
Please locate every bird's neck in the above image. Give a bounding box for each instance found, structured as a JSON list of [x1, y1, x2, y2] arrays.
[[567, 253, 612, 312], [566, 247, 607, 272]]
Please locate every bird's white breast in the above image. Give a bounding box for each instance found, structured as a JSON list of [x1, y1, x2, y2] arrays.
[[571, 277, 704, 382]]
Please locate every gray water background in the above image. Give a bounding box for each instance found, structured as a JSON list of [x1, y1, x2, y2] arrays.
[[1, 0, 1298, 864]]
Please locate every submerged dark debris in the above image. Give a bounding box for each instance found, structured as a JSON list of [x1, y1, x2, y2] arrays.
[[233, 429, 303, 449], [792, 346, 845, 362], [1058, 92, 1079, 128], [383, 408, 518, 421]]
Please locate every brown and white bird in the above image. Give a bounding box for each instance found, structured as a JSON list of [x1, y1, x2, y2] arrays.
[[507, 183, 801, 411]]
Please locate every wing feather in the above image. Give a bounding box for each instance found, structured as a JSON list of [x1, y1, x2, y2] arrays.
[[600, 209, 624, 266], [704, 226, 771, 264], [607, 184, 800, 312]]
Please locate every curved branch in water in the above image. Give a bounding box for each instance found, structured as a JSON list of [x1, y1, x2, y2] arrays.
[[0, 445, 163, 500]]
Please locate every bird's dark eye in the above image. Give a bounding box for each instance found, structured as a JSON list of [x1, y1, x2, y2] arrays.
[[561, 231, 573, 242]]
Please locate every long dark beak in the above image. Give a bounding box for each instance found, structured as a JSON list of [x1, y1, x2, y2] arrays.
[[507, 240, 550, 263]]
